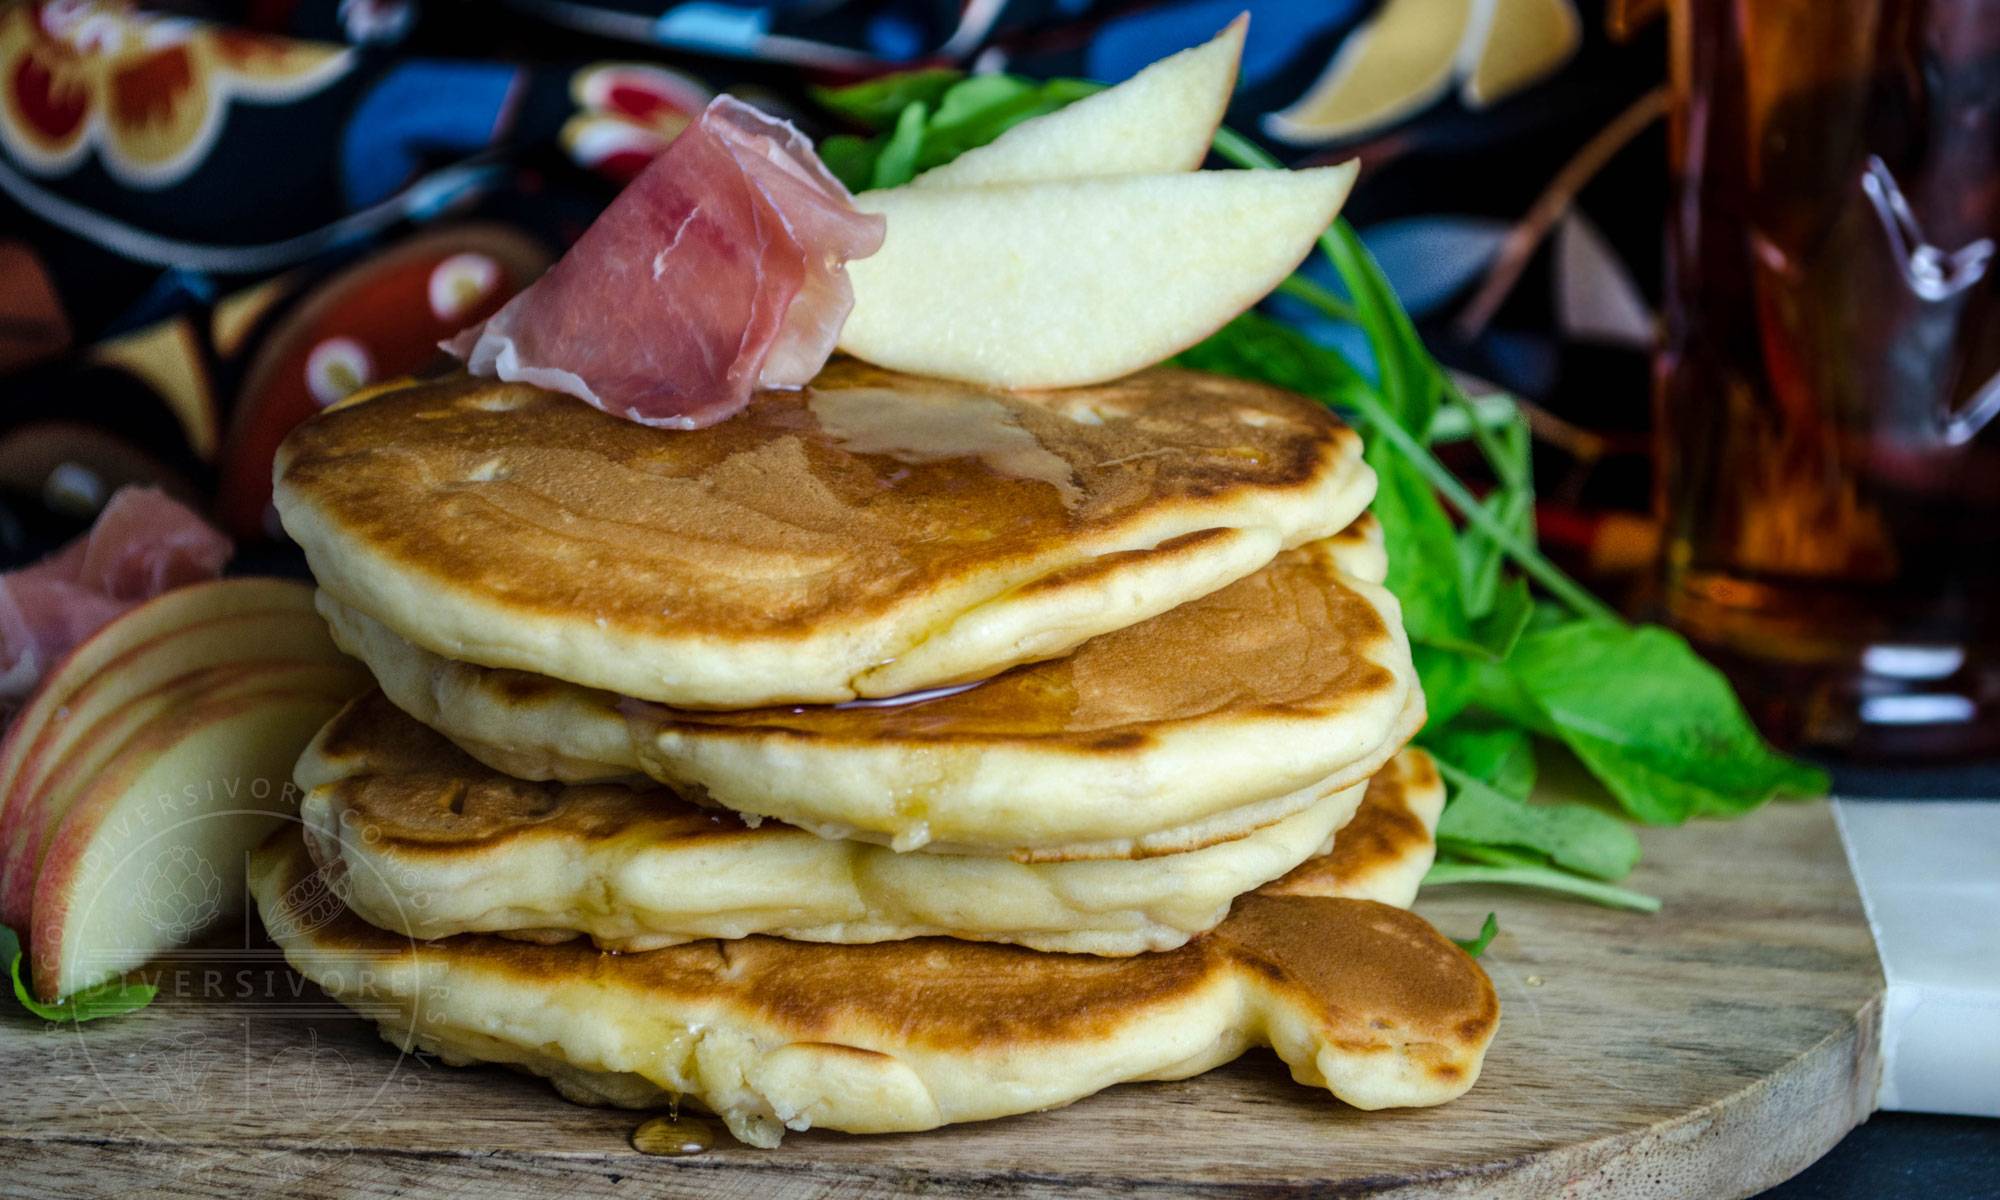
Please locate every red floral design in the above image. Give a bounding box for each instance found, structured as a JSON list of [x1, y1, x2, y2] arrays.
[[0, 0, 350, 187]]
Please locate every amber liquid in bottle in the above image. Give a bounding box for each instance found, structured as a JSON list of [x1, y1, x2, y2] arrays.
[[1657, 0, 2000, 758]]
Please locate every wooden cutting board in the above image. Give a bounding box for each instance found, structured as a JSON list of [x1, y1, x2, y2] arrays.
[[2, 798, 1883, 1199]]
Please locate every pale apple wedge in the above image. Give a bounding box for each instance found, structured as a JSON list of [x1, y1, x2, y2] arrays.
[[0, 579, 319, 861], [907, 15, 1245, 189], [839, 164, 1359, 389], [0, 609, 333, 913], [1, 658, 368, 933], [28, 679, 360, 1001]]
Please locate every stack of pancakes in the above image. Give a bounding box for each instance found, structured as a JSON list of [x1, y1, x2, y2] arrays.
[[255, 359, 1498, 1147]]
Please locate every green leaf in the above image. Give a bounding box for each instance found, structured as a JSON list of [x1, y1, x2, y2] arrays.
[[1497, 622, 1831, 823], [1457, 483, 1533, 619], [1450, 912, 1499, 958], [916, 80, 1091, 174], [2, 926, 155, 1022], [1418, 714, 1537, 797], [1411, 643, 1476, 729], [1167, 311, 1369, 404], [1340, 381, 1621, 624], [815, 70, 1106, 192], [1207, 128, 1622, 626], [1469, 575, 1533, 660], [868, 101, 931, 189], [1437, 840, 1548, 869], [818, 134, 881, 193], [1367, 439, 1473, 650], [1425, 859, 1662, 912], [1433, 758, 1641, 880], [930, 73, 1038, 129], [811, 69, 963, 130], [1274, 273, 1361, 324], [1321, 221, 1440, 441], [1038, 77, 1106, 106]]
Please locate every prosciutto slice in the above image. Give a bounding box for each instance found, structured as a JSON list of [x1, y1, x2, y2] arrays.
[[445, 95, 886, 429], [0, 487, 232, 706]]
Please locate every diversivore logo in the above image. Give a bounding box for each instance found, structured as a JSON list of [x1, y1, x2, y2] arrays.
[[47, 780, 439, 1175]]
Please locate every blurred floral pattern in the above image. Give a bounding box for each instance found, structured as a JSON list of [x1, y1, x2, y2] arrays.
[[0, 2, 351, 186], [0, 0, 1671, 580]]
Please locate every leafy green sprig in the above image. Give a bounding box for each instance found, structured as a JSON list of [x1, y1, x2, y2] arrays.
[[2, 926, 154, 1022], [1451, 912, 1501, 958], [815, 72, 1829, 913], [815, 71, 1104, 191]]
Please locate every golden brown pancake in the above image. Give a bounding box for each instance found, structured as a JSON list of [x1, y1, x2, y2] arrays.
[[250, 824, 1496, 1147], [318, 532, 1420, 857], [1259, 746, 1445, 907], [297, 690, 1400, 955], [274, 360, 1373, 709]]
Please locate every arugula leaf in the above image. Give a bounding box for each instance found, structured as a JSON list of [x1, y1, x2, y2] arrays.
[[1451, 912, 1500, 958], [1168, 310, 1368, 404], [1425, 859, 1663, 912], [811, 70, 963, 131], [1490, 622, 1830, 824], [1455, 413, 1536, 618], [1410, 644, 1475, 728], [1469, 575, 1533, 660], [871, 101, 931, 189], [1367, 439, 1473, 651], [929, 74, 1037, 128], [818, 72, 1104, 192], [2, 926, 155, 1022], [1320, 220, 1440, 440], [915, 78, 1099, 175], [1432, 758, 1641, 880], [1419, 714, 1537, 798], [818, 134, 882, 193]]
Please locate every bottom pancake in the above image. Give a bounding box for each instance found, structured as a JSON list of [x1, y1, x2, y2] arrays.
[[299, 691, 1437, 955], [250, 825, 1496, 1147]]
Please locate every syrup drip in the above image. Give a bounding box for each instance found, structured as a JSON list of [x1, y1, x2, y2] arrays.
[[809, 387, 1082, 508], [632, 1101, 714, 1156]]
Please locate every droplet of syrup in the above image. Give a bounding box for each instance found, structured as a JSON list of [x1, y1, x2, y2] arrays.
[[632, 1112, 713, 1157], [1525, 975, 1544, 988]]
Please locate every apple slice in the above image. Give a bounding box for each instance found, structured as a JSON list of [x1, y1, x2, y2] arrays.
[[28, 674, 360, 1001], [0, 579, 319, 851], [0, 611, 332, 921], [838, 164, 1358, 389], [906, 16, 1246, 189], [0, 658, 362, 931]]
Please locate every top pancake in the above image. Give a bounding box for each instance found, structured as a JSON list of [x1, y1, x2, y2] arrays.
[[274, 359, 1372, 707]]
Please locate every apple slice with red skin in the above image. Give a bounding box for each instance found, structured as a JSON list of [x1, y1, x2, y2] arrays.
[[28, 673, 362, 1001], [0, 658, 363, 931], [1, 663, 257, 926], [0, 579, 321, 866], [0, 610, 333, 924]]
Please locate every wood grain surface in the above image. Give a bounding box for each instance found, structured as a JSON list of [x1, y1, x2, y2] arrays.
[[2, 799, 1883, 1199]]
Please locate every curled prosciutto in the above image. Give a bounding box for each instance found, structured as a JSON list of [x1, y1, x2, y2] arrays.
[[445, 96, 886, 429], [0, 487, 232, 706]]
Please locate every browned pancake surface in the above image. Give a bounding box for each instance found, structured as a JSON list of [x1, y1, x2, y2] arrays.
[[276, 361, 1359, 642], [265, 836, 1496, 1061], [1263, 750, 1439, 897], [310, 691, 749, 853], [610, 540, 1400, 745]]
